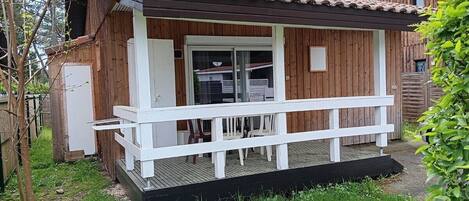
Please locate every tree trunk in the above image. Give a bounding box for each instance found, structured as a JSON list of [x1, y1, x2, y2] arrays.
[[17, 59, 35, 201]]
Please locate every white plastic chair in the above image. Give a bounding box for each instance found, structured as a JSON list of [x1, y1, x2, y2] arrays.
[[223, 116, 245, 166], [246, 114, 274, 161]]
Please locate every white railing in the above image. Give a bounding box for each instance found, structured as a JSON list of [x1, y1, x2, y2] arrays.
[[103, 95, 394, 181]]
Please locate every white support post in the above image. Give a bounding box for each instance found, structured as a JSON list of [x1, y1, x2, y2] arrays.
[[121, 119, 135, 171], [273, 25, 288, 170], [373, 30, 388, 153], [133, 9, 154, 180], [329, 109, 340, 162], [212, 118, 225, 179]]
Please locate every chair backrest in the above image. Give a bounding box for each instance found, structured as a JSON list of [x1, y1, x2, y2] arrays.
[[224, 116, 244, 137]]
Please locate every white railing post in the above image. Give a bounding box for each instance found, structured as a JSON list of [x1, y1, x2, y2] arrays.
[[121, 119, 135, 170], [329, 109, 340, 162], [133, 8, 154, 183], [212, 117, 225, 179], [273, 25, 288, 170], [373, 30, 388, 154]]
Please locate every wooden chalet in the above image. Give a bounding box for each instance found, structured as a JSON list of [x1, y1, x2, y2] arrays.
[[47, 0, 425, 200]]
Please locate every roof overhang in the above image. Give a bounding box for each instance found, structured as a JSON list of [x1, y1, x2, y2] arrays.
[[143, 0, 426, 31]]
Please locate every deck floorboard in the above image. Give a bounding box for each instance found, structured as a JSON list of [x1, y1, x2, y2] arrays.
[[120, 141, 380, 191]]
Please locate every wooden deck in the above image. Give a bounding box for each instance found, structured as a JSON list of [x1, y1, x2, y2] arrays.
[[116, 141, 403, 201]]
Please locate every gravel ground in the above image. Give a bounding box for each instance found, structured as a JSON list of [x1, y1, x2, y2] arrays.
[[355, 140, 429, 201]]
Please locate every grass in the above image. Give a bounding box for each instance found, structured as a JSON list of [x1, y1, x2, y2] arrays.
[[402, 122, 420, 142], [0, 128, 116, 201], [241, 179, 414, 201]]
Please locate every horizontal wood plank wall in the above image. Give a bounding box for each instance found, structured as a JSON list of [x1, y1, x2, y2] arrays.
[[48, 42, 96, 162], [284, 28, 402, 145]]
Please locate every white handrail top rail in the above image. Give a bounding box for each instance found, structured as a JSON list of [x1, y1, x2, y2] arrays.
[[114, 95, 393, 123]]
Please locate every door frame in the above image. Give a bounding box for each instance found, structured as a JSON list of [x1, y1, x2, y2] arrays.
[[185, 40, 272, 105]]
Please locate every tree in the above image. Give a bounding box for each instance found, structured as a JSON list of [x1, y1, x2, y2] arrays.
[[416, 0, 469, 200], [0, 0, 60, 200]]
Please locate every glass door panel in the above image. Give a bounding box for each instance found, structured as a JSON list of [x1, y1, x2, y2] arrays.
[[192, 50, 235, 104], [235, 50, 273, 102]]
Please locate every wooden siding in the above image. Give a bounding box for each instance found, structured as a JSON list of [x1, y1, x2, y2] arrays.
[[284, 28, 402, 145], [401, 32, 429, 73], [53, 0, 405, 176], [48, 42, 96, 162]]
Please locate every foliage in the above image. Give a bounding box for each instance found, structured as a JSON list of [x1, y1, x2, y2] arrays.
[[416, 0, 469, 200], [25, 82, 49, 94], [0, 129, 116, 201], [240, 179, 413, 201], [402, 122, 420, 141], [0, 82, 48, 95]]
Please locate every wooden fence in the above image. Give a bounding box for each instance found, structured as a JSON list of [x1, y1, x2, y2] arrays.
[[0, 95, 44, 192], [401, 72, 443, 122]]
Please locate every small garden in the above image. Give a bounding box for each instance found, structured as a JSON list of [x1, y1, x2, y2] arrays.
[[0, 128, 116, 201]]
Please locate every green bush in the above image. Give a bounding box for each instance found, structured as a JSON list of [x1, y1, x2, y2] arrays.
[[0, 82, 48, 95], [26, 82, 49, 94], [416, 0, 469, 200]]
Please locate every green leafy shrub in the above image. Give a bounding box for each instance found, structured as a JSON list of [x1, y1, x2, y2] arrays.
[[26, 82, 49, 94], [0, 82, 49, 95], [416, 0, 469, 200], [0, 83, 5, 94]]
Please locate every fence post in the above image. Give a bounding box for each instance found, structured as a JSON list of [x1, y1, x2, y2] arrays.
[[33, 96, 39, 137], [212, 117, 225, 179], [0, 131, 4, 192], [329, 109, 340, 162], [26, 97, 32, 147]]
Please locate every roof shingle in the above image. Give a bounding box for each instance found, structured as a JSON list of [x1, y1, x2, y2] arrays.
[[267, 0, 424, 14]]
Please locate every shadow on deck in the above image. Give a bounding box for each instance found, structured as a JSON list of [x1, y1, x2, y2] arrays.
[[116, 141, 403, 201]]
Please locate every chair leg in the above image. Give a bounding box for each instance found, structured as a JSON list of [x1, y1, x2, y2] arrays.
[[238, 149, 244, 166], [260, 146, 265, 155], [266, 145, 272, 162], [198, 138, 204, 158], [185, 134, 194, 162]]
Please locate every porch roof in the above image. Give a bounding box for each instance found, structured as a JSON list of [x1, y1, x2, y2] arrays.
[[129, 0, 426, 31]]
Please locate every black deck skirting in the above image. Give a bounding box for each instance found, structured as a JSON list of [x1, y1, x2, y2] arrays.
[[116, 155, 403, 201]]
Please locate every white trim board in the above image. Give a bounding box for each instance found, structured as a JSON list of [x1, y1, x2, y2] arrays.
[[185, 36, 272, 46]]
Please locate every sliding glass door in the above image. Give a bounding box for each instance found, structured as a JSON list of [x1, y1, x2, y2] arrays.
[[189, 47, 273, 105]]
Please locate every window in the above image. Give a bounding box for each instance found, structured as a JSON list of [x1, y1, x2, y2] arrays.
[[412, 0, 425, 7], [415, 59, 427, 72]]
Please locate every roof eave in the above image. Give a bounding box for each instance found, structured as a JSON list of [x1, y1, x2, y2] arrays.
[[143, 0, 426, 31]]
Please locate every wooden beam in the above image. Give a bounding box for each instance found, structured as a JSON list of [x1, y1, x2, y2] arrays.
[[139, 124, 395, 161], [133, 9, 154, 179], [329, 109, 340, 162], [272, 25, 288, 170], [212, 118, 225, 179], [373, 30, 388, 148], [144, 0, 424, 31], [114, 96, 394, 123]]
